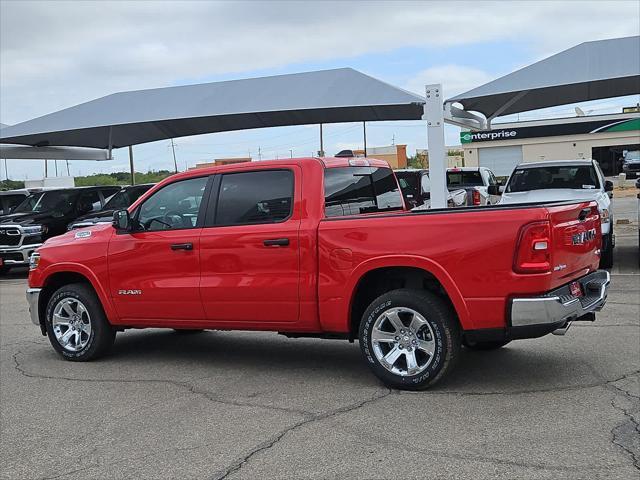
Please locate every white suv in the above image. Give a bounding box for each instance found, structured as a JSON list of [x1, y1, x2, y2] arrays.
[[497, 160, 614, 268]]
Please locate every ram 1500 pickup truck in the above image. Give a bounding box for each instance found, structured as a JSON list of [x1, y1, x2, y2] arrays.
[[26, 157, 610, 390]]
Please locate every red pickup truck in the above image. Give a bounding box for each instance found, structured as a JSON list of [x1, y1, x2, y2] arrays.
[[26, 157, 610, 390]]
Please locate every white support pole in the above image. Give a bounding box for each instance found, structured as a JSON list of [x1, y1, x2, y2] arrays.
[[424, 84, 447, 209]]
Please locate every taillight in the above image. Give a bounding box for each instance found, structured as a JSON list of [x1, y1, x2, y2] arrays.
[[513, 221, 551, 274], [472, 189, 481, 205]]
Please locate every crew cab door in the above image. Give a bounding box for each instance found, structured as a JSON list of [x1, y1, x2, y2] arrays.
[[107, 176, 210, 322], [199, 168, 300, 325]]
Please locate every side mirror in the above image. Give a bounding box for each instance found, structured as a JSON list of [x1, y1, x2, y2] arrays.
[[113, 210, 131, 231], [487, 185, 501, 196], [604, 180, 614, 192]]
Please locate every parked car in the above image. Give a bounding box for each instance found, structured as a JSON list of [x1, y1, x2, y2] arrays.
[[26, 157, 608, 390], [497, 159, 614, 268], [0, 186, 120, 273], [67, 184, 154, 230], [622, 150, 640, 178], [446, 167, 502, 206], [0, 189, 30, 215], [395, 169, 467, 209]]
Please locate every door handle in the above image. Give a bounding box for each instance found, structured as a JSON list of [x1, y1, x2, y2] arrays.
[[171, 243, 193, 251], [263, 238, 289, 247]]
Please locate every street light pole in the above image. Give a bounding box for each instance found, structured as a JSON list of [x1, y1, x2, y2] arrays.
[[170, 138, 178, 173], [128, 145, 136, 185]]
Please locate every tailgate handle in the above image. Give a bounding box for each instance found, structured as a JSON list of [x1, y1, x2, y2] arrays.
[[171, 243, 193, 251], [263, 238, 289, 247], [578, 208, 591, 221]]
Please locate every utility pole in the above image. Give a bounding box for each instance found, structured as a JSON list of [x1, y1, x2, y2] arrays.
[[319, 124, 324, 157], [392, 134, 395, 145], [3, 159, 7, 181], [128, 145, 136, 185], [170, 138, 178, 173], [44, 160, 48, 178], [54, 160, 58, 177], [289, 149, 293, 159], [66, 160, 70, 176], [258, 147, 262, 160]]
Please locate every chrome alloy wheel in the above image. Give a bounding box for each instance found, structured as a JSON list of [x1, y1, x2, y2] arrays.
[[371, 307, 436, 377], [52, 298, 92, 352]]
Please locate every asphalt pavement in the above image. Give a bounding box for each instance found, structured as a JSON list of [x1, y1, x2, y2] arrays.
[[1, 197, 638, 480]]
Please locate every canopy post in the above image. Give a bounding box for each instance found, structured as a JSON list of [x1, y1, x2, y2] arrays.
[[424, 84, 447, 209], [107, 127, 113, 159], [128, 145, 135, 185], [363, 121, 367, 157], [44, 159, 48, 178]]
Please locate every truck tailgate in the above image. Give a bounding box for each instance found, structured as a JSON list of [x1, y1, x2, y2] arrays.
[[547, 201, 601, 286]]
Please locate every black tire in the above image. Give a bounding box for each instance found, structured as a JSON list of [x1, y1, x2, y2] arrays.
[[45, 283, 115, 361], [599, 232, 614, 269], [359, 289, 461, 391], [463, 338, 510, 350], [173, 329, 204, 334]]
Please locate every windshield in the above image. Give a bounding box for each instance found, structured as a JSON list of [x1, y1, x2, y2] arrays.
[[506, 165, 600, 192], [447, 170, 483, 188], [624, 151, 640, 162], [104, 186, 150, 210], [12, 190, 78, 214]]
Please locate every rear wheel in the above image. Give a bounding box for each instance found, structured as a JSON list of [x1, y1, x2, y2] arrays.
[[599, 232, 614, 269], [359, 289, 460, 390], [45, 283, 115, 361]]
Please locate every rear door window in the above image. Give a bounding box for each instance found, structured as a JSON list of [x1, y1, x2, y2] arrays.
[[446, 170, 484, 188], [324, 166, 403, 217], [214, 170, 293, 226]]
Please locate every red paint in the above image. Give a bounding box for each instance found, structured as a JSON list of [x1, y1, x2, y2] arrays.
[[29, 157, 601, 334]]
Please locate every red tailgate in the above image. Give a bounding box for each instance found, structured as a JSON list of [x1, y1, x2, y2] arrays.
[[547, 201, 602, 287]]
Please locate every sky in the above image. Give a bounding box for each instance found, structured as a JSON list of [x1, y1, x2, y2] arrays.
[[1, 0, 639, 180]]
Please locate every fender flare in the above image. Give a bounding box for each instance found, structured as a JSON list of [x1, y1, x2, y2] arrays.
[[344, 255, 472, 330], [40, 263, 118, 323]]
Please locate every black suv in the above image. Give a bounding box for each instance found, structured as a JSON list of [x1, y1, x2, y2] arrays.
[[67, 184, 154, 230], [0, 186, 120, 273]]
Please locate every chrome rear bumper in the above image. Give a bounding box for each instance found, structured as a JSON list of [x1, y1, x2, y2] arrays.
[[510, 270, 610, 333]]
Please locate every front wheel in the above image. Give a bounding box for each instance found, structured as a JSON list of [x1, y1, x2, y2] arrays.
[[359, 289, 461, 390], [45, 283, 115, 361]]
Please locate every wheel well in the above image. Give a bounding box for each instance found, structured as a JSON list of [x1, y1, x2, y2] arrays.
[[38, 272, 93, 334], [349, 267, 458, 340]]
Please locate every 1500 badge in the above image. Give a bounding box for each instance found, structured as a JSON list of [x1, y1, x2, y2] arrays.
[[572, 228, 597, 245], [118, 289, 142, 295]]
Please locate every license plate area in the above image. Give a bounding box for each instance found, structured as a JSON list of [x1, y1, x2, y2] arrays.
[[569, 281, 583, 298]]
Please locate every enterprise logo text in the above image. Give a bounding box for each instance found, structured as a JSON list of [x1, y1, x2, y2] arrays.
[[461, 130, 517, 143]]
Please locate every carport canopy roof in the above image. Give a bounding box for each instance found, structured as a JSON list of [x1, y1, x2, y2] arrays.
[[447, 36, 640, 119], [0, 68, 425, 149]]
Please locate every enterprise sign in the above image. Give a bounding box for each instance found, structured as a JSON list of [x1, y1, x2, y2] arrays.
[[460, 117, 640, 144]]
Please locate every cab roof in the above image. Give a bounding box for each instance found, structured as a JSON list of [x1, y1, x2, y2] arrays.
[[517, 159, 594, 169]]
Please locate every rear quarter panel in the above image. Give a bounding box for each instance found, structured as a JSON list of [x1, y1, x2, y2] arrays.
[[317, 204, 599, 332]]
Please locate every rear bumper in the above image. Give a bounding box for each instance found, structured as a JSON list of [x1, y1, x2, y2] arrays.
[[510, 270, 609, 331]]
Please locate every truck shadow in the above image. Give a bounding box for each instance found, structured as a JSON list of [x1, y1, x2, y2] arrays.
[[107, 329, 605, 395]]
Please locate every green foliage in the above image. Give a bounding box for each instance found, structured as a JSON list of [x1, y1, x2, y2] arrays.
[[0, 179, 25, 190], [73, 170, 174, 186]]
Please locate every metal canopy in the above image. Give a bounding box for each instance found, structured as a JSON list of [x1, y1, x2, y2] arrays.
[[0, 68, 425, 149], [447, 36, 640, 121]]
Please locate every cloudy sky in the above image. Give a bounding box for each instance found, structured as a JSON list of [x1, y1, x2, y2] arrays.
[[1, 0, 639, 179]]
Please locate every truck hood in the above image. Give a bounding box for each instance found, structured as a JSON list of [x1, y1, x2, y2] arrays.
[[41, 222, 113, 248], [0, 211, 61, 226], [500, 189, 599, 205]]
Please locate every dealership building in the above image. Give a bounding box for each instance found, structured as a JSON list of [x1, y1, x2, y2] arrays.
[[461, 111, 640, 177]]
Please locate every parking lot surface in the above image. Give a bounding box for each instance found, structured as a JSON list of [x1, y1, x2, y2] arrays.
[[1, 198, 638, 480]]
